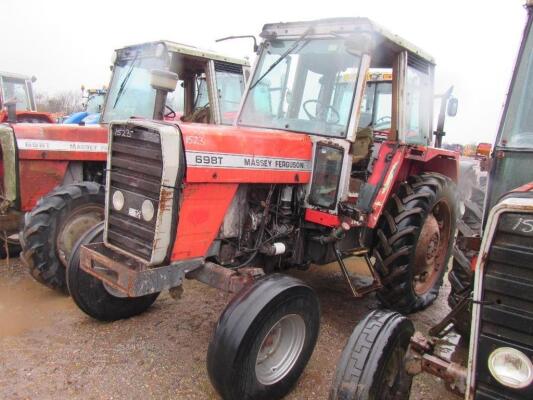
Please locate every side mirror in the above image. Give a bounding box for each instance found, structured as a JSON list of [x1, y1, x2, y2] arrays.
[[447, 97, 458, 117], [31, 76, 37, 83], [150, 69, 179, 93]]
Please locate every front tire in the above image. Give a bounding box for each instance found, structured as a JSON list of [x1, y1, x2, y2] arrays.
[[21, 182, 105, 293], [67, 222, 159, 321], [207, 274, 320, 400], [374, 173, 458, 313], [330, 310, 414, 400]]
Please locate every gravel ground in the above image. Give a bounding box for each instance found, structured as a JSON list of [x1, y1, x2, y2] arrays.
[[0, 257, 461, 400]]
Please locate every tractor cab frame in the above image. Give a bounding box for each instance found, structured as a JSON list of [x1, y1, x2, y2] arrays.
[[102, 41, 249, 125], [0, 71, 55, 123]]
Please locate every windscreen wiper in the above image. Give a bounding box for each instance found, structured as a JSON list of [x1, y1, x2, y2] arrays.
[[113, 54, 139, 109], [249, 26, 315, 91]]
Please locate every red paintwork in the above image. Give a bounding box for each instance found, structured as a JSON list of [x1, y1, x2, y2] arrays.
[[512, 182, 533, 193], [0, 110, 56, 124], [19, 160, 69, 211], [366, 143, 459, 228], [180, 124, 312, 184], [304, 208, 340, 227], [171, 183, 238, 260], [6, 123, 107, 212], [12, 124, 107, 161]]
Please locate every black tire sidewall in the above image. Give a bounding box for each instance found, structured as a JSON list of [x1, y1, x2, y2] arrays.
[[22, 182, 105, 292], [67, 222, 159, 322], [208, 276, 320, 400], [375, 173, 458, 313]]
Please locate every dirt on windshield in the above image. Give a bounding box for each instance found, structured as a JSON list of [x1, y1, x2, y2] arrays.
[[0, 257, 460, 400]]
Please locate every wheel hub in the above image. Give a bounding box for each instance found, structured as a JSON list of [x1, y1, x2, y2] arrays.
[[413, 213, 442, 295], [255, 314, 306, 386], [57, 205, 104, 267]]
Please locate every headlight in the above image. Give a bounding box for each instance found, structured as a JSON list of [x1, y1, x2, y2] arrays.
[[488, 347, 533, 389], [112, 190, 125, 211], [142, 199, 155, 222]]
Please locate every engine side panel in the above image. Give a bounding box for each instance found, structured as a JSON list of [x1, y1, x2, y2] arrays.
[[12, 123, 107, 161], [180, 124, 313, 184], [170, 183, 238, 260]]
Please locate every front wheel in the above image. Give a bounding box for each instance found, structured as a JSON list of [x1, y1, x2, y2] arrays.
[[207, 274, 320, 400], [373, 173, 458, 313], [67, 222, 159, 321], [330, 310, 414, 400]]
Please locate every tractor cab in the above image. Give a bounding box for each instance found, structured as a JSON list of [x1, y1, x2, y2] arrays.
[[102, 41, 249, 125], [237, 18, 456, 218], [0, 71, 55, 123]]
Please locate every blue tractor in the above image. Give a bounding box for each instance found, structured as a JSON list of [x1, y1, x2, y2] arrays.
[[63, 88, 106, 124]]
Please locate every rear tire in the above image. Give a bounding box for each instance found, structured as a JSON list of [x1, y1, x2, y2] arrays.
[[330, 309, 414, 400], [207, 274, 320, 400], [374, 173, 458, 313], [67, 222, 159, 321], [448, 183, 485, 338], [21, 182, 105, 293]]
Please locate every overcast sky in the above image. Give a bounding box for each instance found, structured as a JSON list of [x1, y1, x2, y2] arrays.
[[1, 0, 527, 144]]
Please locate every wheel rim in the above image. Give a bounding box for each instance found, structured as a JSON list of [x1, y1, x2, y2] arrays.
[[56, 204, 104, 267], [412, 200, 452, 295], [255, 313, 306, 386]]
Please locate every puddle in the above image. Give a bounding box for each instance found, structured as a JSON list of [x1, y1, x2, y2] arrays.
[[0, 263, 74, 337]]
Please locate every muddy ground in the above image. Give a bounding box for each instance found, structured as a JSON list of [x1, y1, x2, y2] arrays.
[[0, 257, 461, 400]]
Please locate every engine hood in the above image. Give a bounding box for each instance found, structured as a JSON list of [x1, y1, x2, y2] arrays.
[[10, 123, 108, 161], [178, 123, 313, 184]]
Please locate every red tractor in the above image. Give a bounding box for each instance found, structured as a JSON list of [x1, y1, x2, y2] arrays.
[[67, 18, 460, 399], [0, 42, 248, 291], [0, 71, 55, 123]]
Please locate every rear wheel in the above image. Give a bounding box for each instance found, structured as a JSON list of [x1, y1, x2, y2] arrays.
[[207, 274, 320, 400], [330, 309, 414, 400], [374, 173, 458, 313], [67, 222, 159, 321], [448, 183, 485, 337], [21, 182, 105, 293]]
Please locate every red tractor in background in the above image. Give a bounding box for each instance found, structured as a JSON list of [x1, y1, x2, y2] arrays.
[[0, 71, 55, 123], [0, 42, 248, 292], [67, 17, 460, 399]]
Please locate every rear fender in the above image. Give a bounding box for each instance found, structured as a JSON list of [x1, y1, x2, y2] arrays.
[[365, 145, 459, 229]]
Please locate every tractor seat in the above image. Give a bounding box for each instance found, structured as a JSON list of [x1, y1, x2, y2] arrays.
[[351, 126, 373, 165]]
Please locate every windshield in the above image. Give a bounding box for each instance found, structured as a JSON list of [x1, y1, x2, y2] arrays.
[[85, 93, 105, 114], [500, 20, 533, 148], [102, 55, 166, 123], [358, 80, 392, 131], [1, 77, 31, 111], [239, 38, 362, 137], [216, 71, 245, 124]]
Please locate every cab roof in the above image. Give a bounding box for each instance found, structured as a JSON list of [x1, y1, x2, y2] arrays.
[[0, 71, 34, 81], [260, 17, 435, 65], [118, 40, 250, 66]]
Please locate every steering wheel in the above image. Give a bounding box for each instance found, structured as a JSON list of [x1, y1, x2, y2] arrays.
[[164, 105, 176, 119], [374, 116, 391, 127], [302, 100, 340, 124]]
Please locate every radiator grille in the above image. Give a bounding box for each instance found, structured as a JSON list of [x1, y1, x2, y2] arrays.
[[474, 211, 533, 399], [107, 126, 162, 260]]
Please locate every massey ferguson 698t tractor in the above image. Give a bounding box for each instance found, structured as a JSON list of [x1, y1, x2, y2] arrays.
[[66, 18, 460, 399], [330, 3, 533, 399], [0, 42, 247, 291], [0, 71, 55, 123]]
